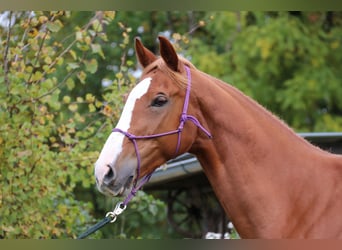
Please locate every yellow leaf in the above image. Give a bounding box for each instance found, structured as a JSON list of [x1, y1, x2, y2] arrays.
[[69, 50, 77, 60], [88, 103, 96, 112], [38, 16, 48, 24], [198, 20, 205, 27], [39, 117, 45, 125], [85, 93, 95, 103], [58, 125, 66, 133], [102, 105, 113, 116], [92, 19, 103, 32], [104, 11, 115, 20], [95, 99, 103, 108], [77, 71, 86, 84], [76, 97, 84, 103], [28, 28, 38, 37], [57, 57, 64, 66], [57, 204, 68, 215], [44, 56, 52, 65], [172, 33, 181, 41], [68, 103, 78, 112], [76, 31, 83, 41], [116, 72, 123, 80], [63, 96, 71, 104]]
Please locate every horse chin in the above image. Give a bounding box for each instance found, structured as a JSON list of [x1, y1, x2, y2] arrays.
[[99, 175, 134, 197], [101, 185, 131, 197], [117, 176, 134, 197], [111, 186, 130, 197]]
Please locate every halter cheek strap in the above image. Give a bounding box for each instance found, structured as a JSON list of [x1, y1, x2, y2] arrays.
[[112, 66, 212, 205]]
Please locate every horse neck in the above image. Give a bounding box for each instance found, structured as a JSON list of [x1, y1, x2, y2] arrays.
[[190, 71, 317, 158], [189, 71, 329, 237]]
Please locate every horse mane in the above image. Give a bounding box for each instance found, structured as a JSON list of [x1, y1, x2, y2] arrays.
[[142, 56, 196, 89], [205, 73, 321, 150]]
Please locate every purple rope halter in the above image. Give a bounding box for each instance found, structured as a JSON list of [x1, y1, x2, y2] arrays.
[[112, 66, 212, 205]]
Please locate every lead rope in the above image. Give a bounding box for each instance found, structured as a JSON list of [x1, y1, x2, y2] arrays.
[[77, 174, 152, 239], [77, 66, 211, 239]]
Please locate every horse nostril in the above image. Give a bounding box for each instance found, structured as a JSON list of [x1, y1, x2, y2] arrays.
[[103, 165, 115, 185]]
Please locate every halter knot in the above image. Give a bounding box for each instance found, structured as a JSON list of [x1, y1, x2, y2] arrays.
[[178, 113, 188, 131], [180, 113, 188, 122], [112, 128, 135, 140]]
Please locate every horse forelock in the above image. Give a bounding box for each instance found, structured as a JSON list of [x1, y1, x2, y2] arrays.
[[142, 57, 195, 89]]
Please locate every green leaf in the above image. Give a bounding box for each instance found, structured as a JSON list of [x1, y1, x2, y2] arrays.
[[77, 71, 86, 84], [84, 59, 98, 74], [91, 19, 103, 32], [66, 78, 75, 90], [67, 62, 80, 70], [47, 91, 61, 110], [46, 20, 62, 32], [41, 79, 54, 91], [91, 43, 105, 59]]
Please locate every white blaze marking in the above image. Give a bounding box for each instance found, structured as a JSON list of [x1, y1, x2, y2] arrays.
[[95, 77, 152, 181]]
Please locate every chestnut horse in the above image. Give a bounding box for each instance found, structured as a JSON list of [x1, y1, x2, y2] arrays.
[[95, 36, 342, 238]]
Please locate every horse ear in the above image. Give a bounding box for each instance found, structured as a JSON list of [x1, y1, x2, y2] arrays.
[[158, 36, 179, 72], [135, 37, 157, 68]]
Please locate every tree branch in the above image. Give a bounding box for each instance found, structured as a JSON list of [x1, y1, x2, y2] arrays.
[[26, 15, 55, 84], [3, 11, 13, 94]]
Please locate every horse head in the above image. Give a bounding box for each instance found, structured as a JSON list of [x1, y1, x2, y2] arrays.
[[94, 36, 206, 197]]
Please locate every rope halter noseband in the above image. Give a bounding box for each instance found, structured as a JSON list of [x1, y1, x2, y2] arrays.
[[112, 65, 212, 206]]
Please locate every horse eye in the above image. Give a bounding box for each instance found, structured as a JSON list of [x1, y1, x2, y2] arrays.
[[151, 95, 168, 107]]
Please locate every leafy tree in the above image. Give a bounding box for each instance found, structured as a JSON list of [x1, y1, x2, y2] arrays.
[[0, 11, 166, 239]]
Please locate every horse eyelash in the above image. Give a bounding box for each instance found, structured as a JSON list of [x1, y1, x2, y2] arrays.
[[151, 95, 168, 107]]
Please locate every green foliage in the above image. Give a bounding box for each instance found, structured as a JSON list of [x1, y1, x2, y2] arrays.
[[0, 10, 111, 238], [229, 13, 342, 131], [94, 191, 168, 239], [0, 11, 166, 239]]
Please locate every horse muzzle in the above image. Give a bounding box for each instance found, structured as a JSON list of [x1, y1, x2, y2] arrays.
[[95, 161, 135, 197]]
